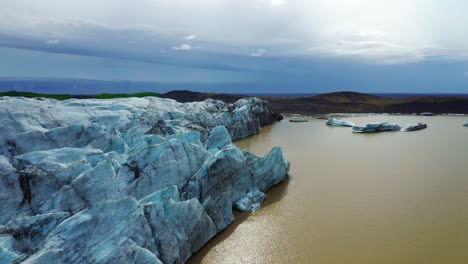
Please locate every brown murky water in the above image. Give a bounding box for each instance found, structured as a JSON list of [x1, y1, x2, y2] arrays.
[[189, 115, 468, 264]]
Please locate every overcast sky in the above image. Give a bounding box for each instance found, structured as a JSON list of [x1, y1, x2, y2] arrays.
[[1, 0, 468, 93]]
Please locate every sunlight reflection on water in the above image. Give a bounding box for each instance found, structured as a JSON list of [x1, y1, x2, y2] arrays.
[[189, 115, 468, 264]]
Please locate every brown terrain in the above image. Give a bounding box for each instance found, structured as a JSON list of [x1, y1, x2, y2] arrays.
[[161, 90, 468, 115]]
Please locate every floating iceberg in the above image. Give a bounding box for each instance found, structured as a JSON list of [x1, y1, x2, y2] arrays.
[[326, 118, 356, 127], [352, 122, 401, 133], [289, 118, 308, 122], [401, 123, 428, 132], [352, 122, 428, 133], [0, 96, 289, 264], [419, 112, 434, 116]]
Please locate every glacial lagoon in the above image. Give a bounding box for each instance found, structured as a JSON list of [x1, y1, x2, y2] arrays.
[[190, 115, 468, 264]]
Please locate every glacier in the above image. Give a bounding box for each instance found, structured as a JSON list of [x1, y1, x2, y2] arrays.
[[0, 96, 289, 264]]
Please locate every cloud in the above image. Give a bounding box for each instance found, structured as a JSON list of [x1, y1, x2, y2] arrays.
[[270, 0, 286, 6], [184, 34, 196, 40], [2, 0, 468, 65], [171, 44, 192, 51], [314, 40, 427, 64], [46, 39, 60, 45], [250, 48, 267, 57]]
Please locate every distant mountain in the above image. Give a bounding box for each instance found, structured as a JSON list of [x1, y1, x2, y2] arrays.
[[2, 87, 468, 114], [161, 90, 468, 114], [160, 90, 243, 103]]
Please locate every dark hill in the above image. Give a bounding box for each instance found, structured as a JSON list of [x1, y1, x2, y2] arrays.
[[2, 90, 468, 114], [161, 91, 468, 114], [160, 90, 243, 104], [160, 90, 207, 103]]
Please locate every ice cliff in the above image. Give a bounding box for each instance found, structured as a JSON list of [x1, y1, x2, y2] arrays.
[[0, 96, 289, 264]]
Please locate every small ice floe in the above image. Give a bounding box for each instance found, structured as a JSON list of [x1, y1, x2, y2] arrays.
[[325, 118, 355, 127], [401, 123, 428, 132], [289, 118, 308, 122], [419, 112, 434, 116]]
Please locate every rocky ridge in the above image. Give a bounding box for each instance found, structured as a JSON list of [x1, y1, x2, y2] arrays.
[[0, 96, 289, 264]]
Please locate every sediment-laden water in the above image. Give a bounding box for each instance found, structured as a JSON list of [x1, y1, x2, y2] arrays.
[[189, 115, 468, 264]]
